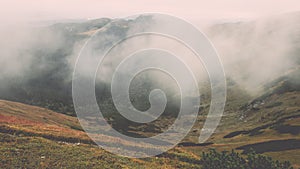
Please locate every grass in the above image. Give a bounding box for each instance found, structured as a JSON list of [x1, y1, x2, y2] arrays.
[[0, 85, 299, 168], [0, 132, 203, 169]]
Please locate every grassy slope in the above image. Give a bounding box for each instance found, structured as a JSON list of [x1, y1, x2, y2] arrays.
[[0, 70, 299, 168], [0, 100, 200, 169], [183, 69, 300, 168], [0, 89, 299, 168]]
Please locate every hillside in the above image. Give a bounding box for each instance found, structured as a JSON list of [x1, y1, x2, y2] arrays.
[[0, 67, 299, 168], [0, 12, 299, 168], [0, 100, 203, 168], [1, 12, 299, 117]]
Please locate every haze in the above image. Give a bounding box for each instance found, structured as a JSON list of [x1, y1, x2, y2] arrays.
[[1, 0, 300, 25]]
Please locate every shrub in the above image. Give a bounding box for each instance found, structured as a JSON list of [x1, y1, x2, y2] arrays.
[[200, 149, 293, 169]]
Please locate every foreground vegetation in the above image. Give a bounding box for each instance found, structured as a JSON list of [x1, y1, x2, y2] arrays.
[[201, 149, 294, 169], [0, 132, 296, 169]]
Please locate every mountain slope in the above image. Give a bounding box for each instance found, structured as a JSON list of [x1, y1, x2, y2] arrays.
[[194, 68, 300, 168], [0, 100, 202, 169]]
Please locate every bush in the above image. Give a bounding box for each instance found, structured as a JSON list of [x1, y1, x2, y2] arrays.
[[200, 149, 293, 169]]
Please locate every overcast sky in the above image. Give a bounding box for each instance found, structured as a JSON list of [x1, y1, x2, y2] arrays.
[[1, 0, 300, 25]]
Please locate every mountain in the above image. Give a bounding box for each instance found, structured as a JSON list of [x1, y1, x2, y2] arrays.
[[0, 12, 299, 168], [0, 68, 299, 167], [1, 12, 299, 117]]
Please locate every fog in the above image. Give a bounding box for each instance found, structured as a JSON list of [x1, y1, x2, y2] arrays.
[[206, 12, 300, 94], [0, 12, 299, 113]]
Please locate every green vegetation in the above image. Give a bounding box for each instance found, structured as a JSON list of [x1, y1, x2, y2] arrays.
[[201, 149, 293, 169]]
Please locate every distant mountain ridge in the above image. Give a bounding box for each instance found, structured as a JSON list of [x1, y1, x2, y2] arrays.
[[1, 13, 299, 116]]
